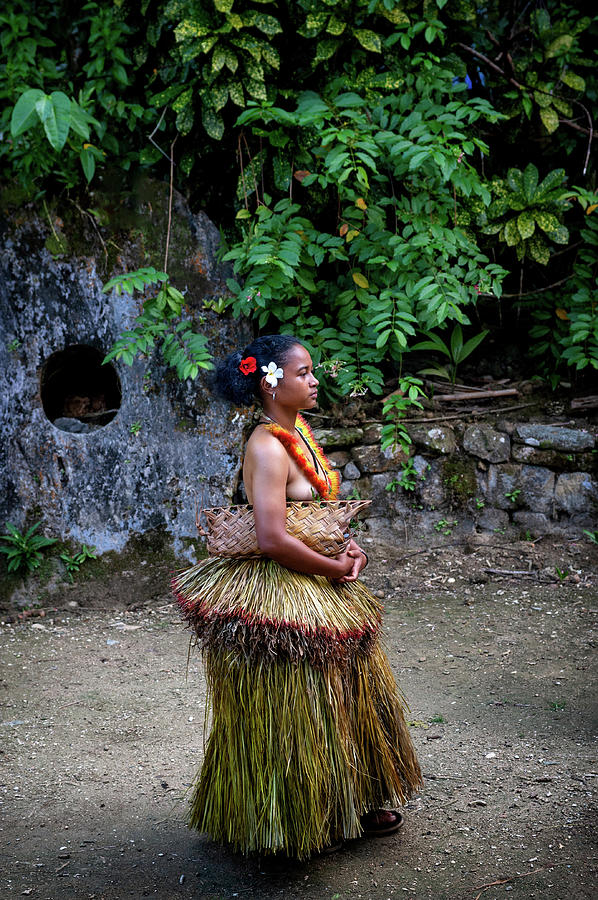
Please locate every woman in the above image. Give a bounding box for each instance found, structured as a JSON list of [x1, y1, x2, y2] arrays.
[[172, 334, 421, 859]]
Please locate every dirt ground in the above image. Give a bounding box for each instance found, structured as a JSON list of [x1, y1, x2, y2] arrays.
[[1, 534, 597, 900]]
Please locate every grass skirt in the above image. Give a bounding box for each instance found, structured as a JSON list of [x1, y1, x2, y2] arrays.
[[172, 557, 422, 859]]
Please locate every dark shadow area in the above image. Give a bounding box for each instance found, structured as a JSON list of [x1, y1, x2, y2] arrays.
[[40, 344, 121, 431]]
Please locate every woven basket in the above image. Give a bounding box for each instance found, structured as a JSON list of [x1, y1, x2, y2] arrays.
[[197, 499, 371, 558]]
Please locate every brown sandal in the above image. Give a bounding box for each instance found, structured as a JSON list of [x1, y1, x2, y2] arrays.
[[361, 809, 404, 837]]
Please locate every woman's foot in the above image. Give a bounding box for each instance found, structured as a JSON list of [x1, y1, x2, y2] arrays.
[[361, 809, 404, 836]]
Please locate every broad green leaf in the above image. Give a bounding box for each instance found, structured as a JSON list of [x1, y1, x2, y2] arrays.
[[40, 92, 71, 151], [450, 324, 463, 360], [560, 70, 585, 92], [202, 106, 224, 140], [459, 329, 489, 362], [326, 15, 345, 35], [503, 218, 520, 247], [547, 224, 569, 244], [210, 83, 229, 111], [533, 88, 552, 109], [545, 34, 574, 58], [539, 106, 559, 134], [352, 272, 369, 289], [80, 147, 95, 182], [517, 211, 535, 239], [527, 235, 550, 265], [10, 88, 44, 136], [212, 47, 227, 72], [254, 14, 282, 36], [506, 167, 524, 195], [175, 19, 211, 41], [176, 103, 194, 135], [69, 102, 93, 140], [172, 87, 192, 113], [355, 30, 382, 53], [535, 167, 565, 199], [228, 81, 244, 106], [214, 0, 234, 11], [522, 163, 539, 201], [535, 211, 560, 233]]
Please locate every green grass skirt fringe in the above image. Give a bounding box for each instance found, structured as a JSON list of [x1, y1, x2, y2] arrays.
[[172, 557, 422, 859]]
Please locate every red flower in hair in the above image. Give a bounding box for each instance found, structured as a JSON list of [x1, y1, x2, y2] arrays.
[[239, 356, 257, 375]]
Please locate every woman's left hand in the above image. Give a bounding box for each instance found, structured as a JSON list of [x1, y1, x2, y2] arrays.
[[335, 540, 368, 583]]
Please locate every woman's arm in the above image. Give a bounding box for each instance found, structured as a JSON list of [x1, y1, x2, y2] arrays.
[[249, 435, 354, 579]]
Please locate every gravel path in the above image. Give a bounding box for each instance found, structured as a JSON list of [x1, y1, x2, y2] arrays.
[[1, 541, 597, 899]]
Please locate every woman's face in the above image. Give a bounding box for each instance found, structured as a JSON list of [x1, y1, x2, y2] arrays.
[[265, 343, 319, 410]]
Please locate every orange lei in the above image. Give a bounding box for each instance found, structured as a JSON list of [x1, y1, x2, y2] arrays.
[[262, 414, 340, 500]]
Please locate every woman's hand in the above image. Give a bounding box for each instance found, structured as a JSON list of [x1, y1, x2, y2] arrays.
[[334, 539, 368, 583], [330, 551, 357, 582]]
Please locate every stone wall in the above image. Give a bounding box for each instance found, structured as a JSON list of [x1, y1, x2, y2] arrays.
[[313, 419, 598, 540], [0, 184, 250, 556]]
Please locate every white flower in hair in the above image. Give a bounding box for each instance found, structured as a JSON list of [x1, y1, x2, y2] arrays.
[[261, 361, 284, 387]]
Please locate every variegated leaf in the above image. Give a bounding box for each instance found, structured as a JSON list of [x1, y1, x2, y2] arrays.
[[527, 236, 550, 265], [539, 106, 559, 134], [503, 218, 520, 247], [202, 106, 224, 140], [517, 211, 535, 239], [535, 211, 560, 233], [522, 163, 539, 202], [547, 225, 569, 244], [355, 29, 382, 53]]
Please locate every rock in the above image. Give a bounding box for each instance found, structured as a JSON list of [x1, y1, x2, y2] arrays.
[[406, 424, 457, 455], [513, 424, 594, 452], [512, 511, 552, 536], [414, 458, 446, 510], [52, 417, 91, 434], [477, 508, 510, 532], [338, 477, 370, 501], [343, 461, 361, 480], [554, 472, 598, 515], [362, 515, 401, 540], [484, 464, 523, 510], [519, 465, 555, 515], [0, 186, 248, 554], [463, 424, 510, 462], [511, 444, 593, 472], [312, 426, 364, 449], [327, 450, 350, 468], [362, 422, 383, 443], [351, 443, 409, 474]]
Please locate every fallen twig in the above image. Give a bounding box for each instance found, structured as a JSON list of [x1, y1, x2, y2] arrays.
[[474, 864, 555, 899], [483, 568, 537, 577], [435, 388, 519, 402]]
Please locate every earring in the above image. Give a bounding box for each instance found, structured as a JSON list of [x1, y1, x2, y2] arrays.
[[272, 392, 276, 400]]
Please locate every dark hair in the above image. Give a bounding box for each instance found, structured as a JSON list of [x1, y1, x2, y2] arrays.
[[214, 334, 304, 405]]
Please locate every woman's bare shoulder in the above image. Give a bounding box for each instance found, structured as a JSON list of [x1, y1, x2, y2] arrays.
[[245, 425, 288, 461]]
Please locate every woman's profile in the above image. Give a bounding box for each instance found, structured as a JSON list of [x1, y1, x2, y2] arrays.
[[172, 333, 422, 859]]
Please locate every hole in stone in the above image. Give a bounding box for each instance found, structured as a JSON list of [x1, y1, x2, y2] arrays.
[[41, 344, 121, 433]]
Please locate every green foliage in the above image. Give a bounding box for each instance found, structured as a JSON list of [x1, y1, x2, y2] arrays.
[[381, 377, 426, 455], [10, 87, 103, 185], [1, 1, 597, 394], [433, 518, 457, 535], [0, 521, 57, 575], [477, 164, 569, 265], [59, 544, 97, 582], [102, 267, 213, 380], [528, 206, 598, 380], [413, 323, 489, 383], [221, 71, 506, 396]]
